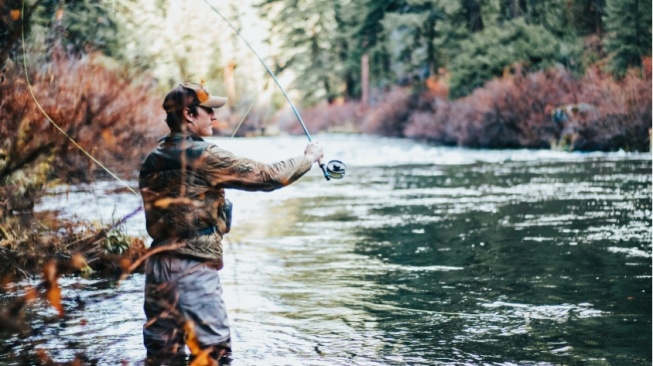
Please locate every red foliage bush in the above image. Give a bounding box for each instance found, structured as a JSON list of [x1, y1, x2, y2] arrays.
[[445, 67, 575, 148], [0, 52, 166, 216], [297, 100, 363, 134], [404, 98, 457, 145], [400, 65, 651, 151], [571, 67, 652, 151], [359, 87, 414, 137], [0, 52, 165, 183], [266, 64, 650, 152]]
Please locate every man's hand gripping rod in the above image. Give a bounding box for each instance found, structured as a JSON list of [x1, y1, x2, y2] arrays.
[[204, 0, 345, 181]]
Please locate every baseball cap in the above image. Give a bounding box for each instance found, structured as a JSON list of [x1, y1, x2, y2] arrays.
[[163, 82, 228, 113]]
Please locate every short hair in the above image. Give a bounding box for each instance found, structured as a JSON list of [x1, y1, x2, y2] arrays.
[[162, 85, 200, 130]]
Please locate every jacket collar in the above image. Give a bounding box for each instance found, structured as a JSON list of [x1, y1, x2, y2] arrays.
[[159, 131, 205, 142]]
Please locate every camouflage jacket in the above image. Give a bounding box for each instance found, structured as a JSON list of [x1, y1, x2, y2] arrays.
[[139, 132, 313, 266]]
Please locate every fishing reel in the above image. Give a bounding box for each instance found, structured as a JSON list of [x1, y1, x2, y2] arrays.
[[319, 160, 346, 181]]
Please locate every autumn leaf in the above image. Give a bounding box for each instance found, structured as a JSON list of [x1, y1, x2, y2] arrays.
[[154, 197, 198, 208], [189, 350, 216, 366], [119, 257, 131, 273], [36, 349, 52, 363], [43, 260, 64, 317], [184, 321, 217, 366], [184, 320, 202, 354], [102, 128, 115, 146], [71, 253, 88, 269]]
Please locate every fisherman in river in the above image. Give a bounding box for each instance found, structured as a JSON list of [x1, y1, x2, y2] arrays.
[[138, 82, 324, 362]]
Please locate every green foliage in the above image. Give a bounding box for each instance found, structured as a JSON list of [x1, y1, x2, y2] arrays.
[[258, 0, 355, 104], [603, 0, 652, 76], [570, 0, 604, 35], [447, 19, 582, 98], [26, 0, 125, 59], [382, 1, 446, 82], [103, 227, 131, 255], [60, 0, 121, 56]]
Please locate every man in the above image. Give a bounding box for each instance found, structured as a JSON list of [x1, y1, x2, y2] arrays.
[[139, 82, 323, 361]]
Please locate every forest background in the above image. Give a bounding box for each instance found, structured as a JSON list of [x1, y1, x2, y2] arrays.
[[0, 0, 651, 279]]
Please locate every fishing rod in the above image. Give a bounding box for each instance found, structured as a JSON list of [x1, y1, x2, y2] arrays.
[[203, 0, 346, 181]]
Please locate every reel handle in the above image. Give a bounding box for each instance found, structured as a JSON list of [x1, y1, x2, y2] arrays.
[[319, 161, 331, 181]]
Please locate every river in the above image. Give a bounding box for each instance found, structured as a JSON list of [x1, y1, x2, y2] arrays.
[[3, 134, 651, 365]]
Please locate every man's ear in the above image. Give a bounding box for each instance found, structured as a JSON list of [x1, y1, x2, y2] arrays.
[[182, 107, 193, 122]]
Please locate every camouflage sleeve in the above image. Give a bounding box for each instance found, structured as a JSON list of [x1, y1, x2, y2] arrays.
[[202, 144, 313, 191]]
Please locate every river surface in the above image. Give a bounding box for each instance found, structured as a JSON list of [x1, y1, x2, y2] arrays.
[[2, 134, 651, 365]]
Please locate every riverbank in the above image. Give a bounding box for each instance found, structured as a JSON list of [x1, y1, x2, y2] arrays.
[[0, 211, 146, 282], [292, 65, 651, 152]]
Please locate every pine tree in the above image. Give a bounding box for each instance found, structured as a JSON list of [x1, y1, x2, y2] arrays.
[[603, 0, 652, 76], [258, 0, 352, 104], [571, 0, 604, 35]]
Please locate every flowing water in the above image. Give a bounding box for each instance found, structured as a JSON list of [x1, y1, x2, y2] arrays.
[[2, 134, 651, 365]]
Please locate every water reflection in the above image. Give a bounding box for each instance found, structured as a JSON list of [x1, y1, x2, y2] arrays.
[[10, 135, 650, 365]]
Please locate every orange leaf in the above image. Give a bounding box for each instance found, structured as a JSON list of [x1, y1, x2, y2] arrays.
[[102, 128, 115, 146], [71, 253, 88, 269], [10, 9, 20, 21], [154, 197, 197, 208], [189, 351, 216, 366], [119, 258, 131, 273], [185, 321, 217, 365], [36, 349, 52, 363], [43, 260, 64, 317], [184, 320, 202, 354]]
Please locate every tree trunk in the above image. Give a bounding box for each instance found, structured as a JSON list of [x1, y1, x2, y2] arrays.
[[361, 53, 369, 106], [462, 0, 484, 32], [224, 61, 237, 111]]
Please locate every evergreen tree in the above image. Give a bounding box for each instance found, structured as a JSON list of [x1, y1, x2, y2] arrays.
[[571, 0, 604, 35], [448, 18, 581, 98], [603, 0, 652, 76], [354, 0, 406, 93], [461, 0, 484, 32], [382, 0, 446, 85], [1, 0, 124, 67], [34, 0, 124, 58], [258, 0, 352, 104]]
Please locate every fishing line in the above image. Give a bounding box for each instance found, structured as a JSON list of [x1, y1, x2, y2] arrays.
[[17, 0, 332, 281], [201, 0, 310, 140], [202, 0, 346, 181], [203, 1, 349, 275], [230, 96, 258, 138], [286, 195, 328, 237], [20, 1, 139, 197], [19, 0, 142, 252]]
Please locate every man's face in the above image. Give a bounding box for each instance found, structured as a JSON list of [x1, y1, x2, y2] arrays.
[[187, 106, 215, 136]]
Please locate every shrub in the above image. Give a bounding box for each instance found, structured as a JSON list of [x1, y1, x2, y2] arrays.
[[360, 87, 414, 137], [572, 67, 652, 151], [0, 51, 165, 219], [399, 65, 651, 151], [403, 98, 457, 145], [295, 100, 363, 134]]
